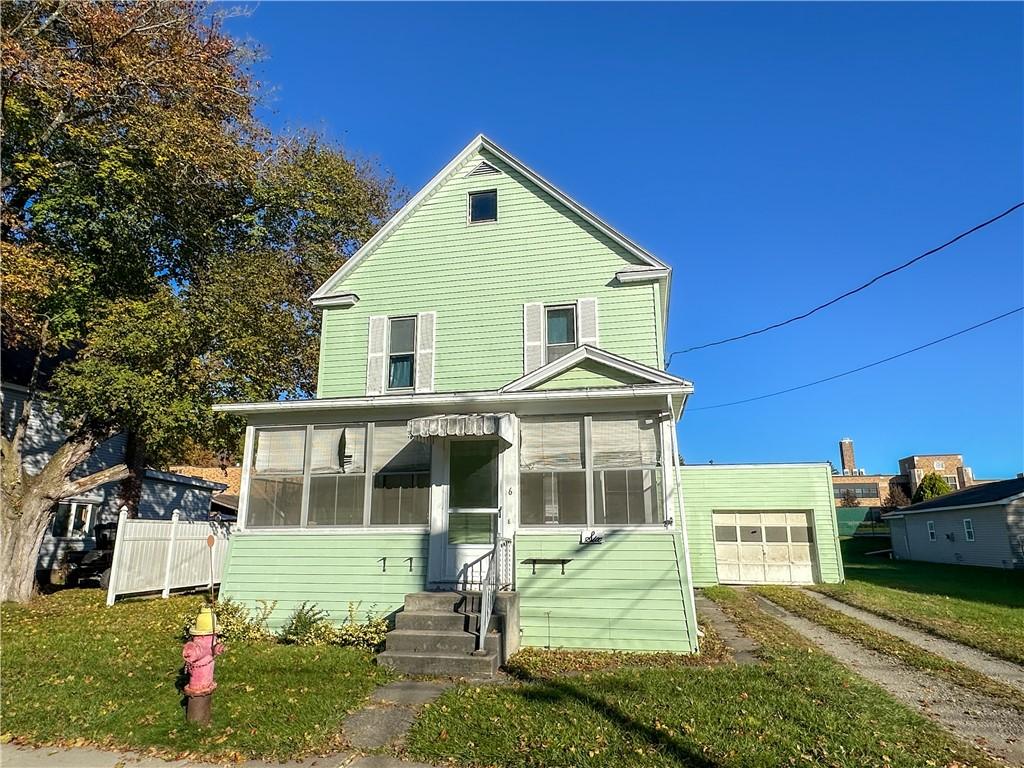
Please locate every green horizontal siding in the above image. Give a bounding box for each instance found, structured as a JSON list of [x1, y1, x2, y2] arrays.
[[515, 532, 696, 653], [219, 532, 429, 628], [680, 464, 844, 585], [318, 147, 660, 397], [534, 359, 648, 390]]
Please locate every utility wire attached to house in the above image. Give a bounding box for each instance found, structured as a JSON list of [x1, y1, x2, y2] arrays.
[[687, 306, 1023, 412], [666, 201, 1024, 366]]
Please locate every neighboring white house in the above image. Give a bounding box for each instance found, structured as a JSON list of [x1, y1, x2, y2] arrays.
[[1, 381, 226, 578], [883, 475, 1024, 569]]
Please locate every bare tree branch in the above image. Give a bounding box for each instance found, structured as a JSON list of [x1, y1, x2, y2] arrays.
[[61, 463, 131, 499]]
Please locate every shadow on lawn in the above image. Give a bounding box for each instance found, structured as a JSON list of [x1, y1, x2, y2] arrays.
[[513, 671, 719, 768]]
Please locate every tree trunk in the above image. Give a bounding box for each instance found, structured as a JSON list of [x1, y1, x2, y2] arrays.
[[0, 492, 56, 602]]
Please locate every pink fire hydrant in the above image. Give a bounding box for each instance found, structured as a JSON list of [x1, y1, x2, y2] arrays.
[[182, 606, 224, 724]]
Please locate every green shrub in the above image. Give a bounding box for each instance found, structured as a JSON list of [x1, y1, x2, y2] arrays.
[[180, 598, 276, 643], [335, 604, 389, 651], [279, 602, 337, 646]]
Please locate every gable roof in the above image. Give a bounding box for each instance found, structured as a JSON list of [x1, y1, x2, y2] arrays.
[[884, 476, 1024, 517], [500, 345, 692, 393], [311, 134, 671, 300]]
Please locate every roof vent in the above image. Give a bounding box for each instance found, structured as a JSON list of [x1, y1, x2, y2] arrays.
[[468, 160, 500, 177]]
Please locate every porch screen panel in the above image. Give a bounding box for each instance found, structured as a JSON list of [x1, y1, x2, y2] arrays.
[[248, 428, 305, 527], [592, 413, 665, 525], [519, 417, 586, 525], [308, 424, 366, 526], [370, 422, 430, 526]]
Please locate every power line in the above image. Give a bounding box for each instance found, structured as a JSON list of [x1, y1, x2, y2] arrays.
[[666, 201, 1024, 365], [687, 307, 1023, 412]]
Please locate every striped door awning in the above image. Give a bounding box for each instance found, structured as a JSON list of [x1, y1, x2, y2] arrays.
[[407, 413, 513, 446]]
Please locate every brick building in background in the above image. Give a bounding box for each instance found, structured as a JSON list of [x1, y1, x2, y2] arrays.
[[832, 438, 983, 509]]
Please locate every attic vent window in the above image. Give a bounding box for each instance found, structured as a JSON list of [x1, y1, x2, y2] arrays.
[[469, 190, 497, 223], [468, 161, 500, 177]]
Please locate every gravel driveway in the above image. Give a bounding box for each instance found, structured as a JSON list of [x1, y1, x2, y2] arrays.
[[754, 594, 1024, 766]]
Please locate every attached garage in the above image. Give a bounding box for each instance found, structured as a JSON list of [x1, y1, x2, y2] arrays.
[[680, 463, 844, 587], [712, 510, 817, 584]]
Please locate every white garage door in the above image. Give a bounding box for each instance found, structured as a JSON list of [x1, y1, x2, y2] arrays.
[[713, 510, 817, 584]]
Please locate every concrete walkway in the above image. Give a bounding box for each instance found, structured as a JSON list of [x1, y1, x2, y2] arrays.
[[753, 594, 1024, 766], [1, 681, 456, 768], [694, 594, 760, 665], [801, 588, 1024, 693]]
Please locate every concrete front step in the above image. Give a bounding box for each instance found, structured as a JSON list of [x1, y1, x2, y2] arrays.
[[403, 591, 464, 613], [377, 649, 499, 678], [395, 610, 469, 632], [386, 628, 477, 654]]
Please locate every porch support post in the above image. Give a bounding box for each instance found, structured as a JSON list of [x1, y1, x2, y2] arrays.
[[666, 394, 700, 652], [237, 426, 255, 531]]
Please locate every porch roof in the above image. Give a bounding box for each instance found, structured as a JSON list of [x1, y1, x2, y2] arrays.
[[212, 383, 693, 417]]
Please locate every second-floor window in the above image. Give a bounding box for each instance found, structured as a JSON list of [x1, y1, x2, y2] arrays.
[[468, 189, 497, 223], [545, 305, 577, 363], [833, 483, 879, 500], [388, 317, 416, 390]]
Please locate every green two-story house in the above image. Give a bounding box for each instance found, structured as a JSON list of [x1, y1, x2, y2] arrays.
[[215, 134, 841, 675]]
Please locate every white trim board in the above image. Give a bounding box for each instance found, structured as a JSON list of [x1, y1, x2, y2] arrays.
[[310, 134, 671, 300], [213, 383, 693, 416], [882, 493, 1024, 519], [311, 293, 359, 309], [501, 345, 692, 393]]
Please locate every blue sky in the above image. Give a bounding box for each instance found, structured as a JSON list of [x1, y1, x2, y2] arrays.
[[227, 2, 1023, 478]]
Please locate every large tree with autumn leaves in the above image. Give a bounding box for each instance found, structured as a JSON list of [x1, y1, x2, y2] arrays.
[[1, 1, 396, 602]]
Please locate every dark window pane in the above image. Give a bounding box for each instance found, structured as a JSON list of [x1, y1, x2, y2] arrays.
[[519, 471, 586, 525], [248, 476, 303, 527], [594, 469, 664, 525], [51, 503, 71, 537], [371, 472, 429, 526], [765, 526, 789, 543], [389, 355, 414, 389], [449, 440, 498, 508], [546, 307, 576, 345], [389, 318, 415, 354], [469, 190, 497, 222], [308, 475, 364, 526], [789, 526, 814, 543], [448, 512, 496, 544], [714, 525, 737, 542], [546, 343, 575, 363], [740, 526, 762, 542]]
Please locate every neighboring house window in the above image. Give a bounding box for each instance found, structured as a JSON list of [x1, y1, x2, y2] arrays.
[[468, 189, 497, 223], [248, 428, 306, 527], [387, 317, 416, 390], [943, 475, 959, 490], [519, 417, 587, 525], [934, 460, 945, 470], [963, 518, 975, 542], [520, 413, 665, 527], [51, 501, 93, 539], [370, 423, 430, 526], [545, 305, 577, 363], [832, 483, 879, 500], [308, 424, 367, 526], [927, 520, 936, 541]]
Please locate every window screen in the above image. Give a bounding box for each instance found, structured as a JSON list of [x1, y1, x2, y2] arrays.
[[592, 414, 664, 525], [308, 425, 367, 526], [248, 428, 306, 527], [519, 418, 586, 525], [370, 423, 431, 526]]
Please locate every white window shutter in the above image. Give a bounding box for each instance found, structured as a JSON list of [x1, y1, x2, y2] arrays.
[[578, 298, 599, 348], [415, 311, 436, 393], [366, 315, 387, 395], [523, 303, 544, 373]]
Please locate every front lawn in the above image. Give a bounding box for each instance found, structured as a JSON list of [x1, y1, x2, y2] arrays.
[[406, 586, 999, 768], [818, 537, 1024, 664], [1, 590, 390, 761]]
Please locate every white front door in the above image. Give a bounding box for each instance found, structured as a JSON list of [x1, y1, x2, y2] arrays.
[[445, 439, 500, 586]]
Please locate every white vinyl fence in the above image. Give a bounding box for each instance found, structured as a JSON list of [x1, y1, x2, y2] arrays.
[[106, 507, 233, 605]]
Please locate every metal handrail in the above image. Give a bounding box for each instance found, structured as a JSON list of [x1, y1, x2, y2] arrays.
[[476, 535, 513, 653]]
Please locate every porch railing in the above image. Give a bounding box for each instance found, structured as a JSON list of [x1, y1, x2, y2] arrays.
[[476, 535, 513, 652]]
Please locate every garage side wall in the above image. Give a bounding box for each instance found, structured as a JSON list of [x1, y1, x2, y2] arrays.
[[680, 464, 844, 586]]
